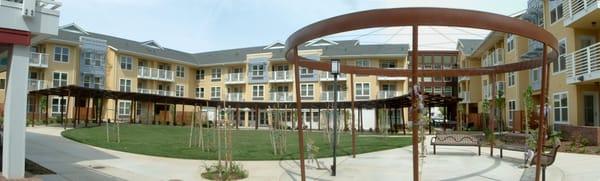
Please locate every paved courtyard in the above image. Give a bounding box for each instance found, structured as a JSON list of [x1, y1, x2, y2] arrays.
[[24, 126, 600, 181]]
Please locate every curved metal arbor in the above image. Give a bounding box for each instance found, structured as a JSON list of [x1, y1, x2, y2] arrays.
[[285, 7, 557, 181]]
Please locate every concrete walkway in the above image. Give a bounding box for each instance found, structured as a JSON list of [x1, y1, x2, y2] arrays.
[[24, 126, 600, 181]]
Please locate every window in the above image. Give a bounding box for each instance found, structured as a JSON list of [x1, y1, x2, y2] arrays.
[[52, 72, 68, 88], [550, 3, 564, 24], [53, 46, 69, 62], [508, 100, 516, 125], [251, 64, 264, 76], [211, 87, 221, 98], [553, 92, 568, 123], [531, 68, 540, 82], [356, 60, 369, 67], [195, 87, 204, 98], [252, 85, 265, 98], [444, 86, 452, 96], [355, 83, 370, 96], [176, 65, 185, 77], [506, 34, 515, 52], [211, 68, 221, 81], [120, 56, 132, 70], [300, 84, 314, 98], [82, 74, 93, 88], [93, 77, 103, 89], [434, 87, 442, 94], [196, 70, 205, 80], [0, 79, 5, 89], [119, 79, 131, 92], [83, 52, 92, 65], [175, 85, 185, 97], [553, 39, 567, 73], [118, 100, 131, 116], [507, 72, 516, 87], [380, 60, 396, 68], [51, 97, 66, 114], [300, 67, 313, 75]]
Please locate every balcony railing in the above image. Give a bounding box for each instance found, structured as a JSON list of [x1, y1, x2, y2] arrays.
[[270, 71, 292, 82], [321, 91, 347, 101], [137, 88, 152, 94], [227, 93, 244, 101], [563, 0, 599, 26], [458, 76, 470, 81], [459, 91, 470, 103], [377, 91, 399, 99], [225, 73, 244, 84], [28, 79, 46, 91], [320, 72, 347, 81], [270, 92, 293, 102], [29, 52, 48, 68], [137, 66, 174, 82], [566, 41, 600, 84], [155, 90, 172, 96]]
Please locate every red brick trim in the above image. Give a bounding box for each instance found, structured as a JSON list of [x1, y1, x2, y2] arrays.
[[0, 28, 31, 45]]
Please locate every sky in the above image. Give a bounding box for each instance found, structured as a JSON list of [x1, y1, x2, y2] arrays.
[[57, 0, 527, 53]]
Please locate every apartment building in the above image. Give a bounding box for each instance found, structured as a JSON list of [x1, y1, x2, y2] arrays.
[[1, 23, 461, 130]]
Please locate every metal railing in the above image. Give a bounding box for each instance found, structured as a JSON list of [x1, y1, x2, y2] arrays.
[[563, 0, 598, 21], [320, 72, 347, 80], [321, 91, 347, 101], [271, 71, 292, 81], [227, 93, 244, 101], [270, 92, 293, 102], [566, 41, 600, 83], [137, 88, 152, 94], [154, 90, 172, 96], [377, 91, 399, 99], [28, 79, 46, 91], [458, 76, 470, 81], [29, 52, 48, 67], [138, 66, 174, 81], [225, 73, 244, 83]]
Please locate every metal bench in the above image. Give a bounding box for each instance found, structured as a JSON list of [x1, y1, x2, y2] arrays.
[[430, 133, 482, 155], [496, 133, 528, 158], [530, 143, 560, 181]]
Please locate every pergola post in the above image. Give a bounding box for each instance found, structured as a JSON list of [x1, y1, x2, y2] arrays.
[[401, 108, 406, 135], [291, 48, 307, 181], [308, 108, 312, 131], [173, 104, 177, 126], [534, 44, 549, 181], [255, 105, 259, 130], [490, 73, 497, 157], [318, 107, 321, 130], [85, 97, 90, 127], [359, 107, 363, 132], [350, 73, 356, 158], [114, 98, 118, 124], [236, 106, 240, 130], [45, 94, 49, 126], [74, 97, 79, 128], [428, 107, 432, 135], [410, 25, 420, 181]]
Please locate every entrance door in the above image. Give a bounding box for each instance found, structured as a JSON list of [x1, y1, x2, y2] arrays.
[[583, 92, 599, 126]]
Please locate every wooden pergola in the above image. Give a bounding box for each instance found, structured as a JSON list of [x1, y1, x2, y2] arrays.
[[284, 7, 558, 181]]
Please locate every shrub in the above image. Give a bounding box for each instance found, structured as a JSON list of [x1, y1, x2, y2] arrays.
[[201, 162, 248, 180]]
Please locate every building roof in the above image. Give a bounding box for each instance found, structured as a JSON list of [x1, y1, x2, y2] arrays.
[[48, 24, 410, 66], [456, 39, 484, 56]]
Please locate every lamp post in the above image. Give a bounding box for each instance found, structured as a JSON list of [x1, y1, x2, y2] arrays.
[[330, 59, 340, 176]]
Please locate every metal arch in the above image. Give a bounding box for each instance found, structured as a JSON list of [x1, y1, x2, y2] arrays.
[[284, 7, 559, 76]]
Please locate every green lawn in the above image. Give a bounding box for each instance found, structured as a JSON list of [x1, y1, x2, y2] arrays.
[[62, 124, 411, 160]]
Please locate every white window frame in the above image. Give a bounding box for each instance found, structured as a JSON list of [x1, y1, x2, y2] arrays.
[[300, 83, 314, 98], [507, 72, 516, 87], [251, 64, 264, 76], [252, 85, 265, 98], [211, 87, 221, 99], [175, 84, 185, 97], [51, 97, 67, 114], [506, 34, 515, 52], [508, 100, 516, 125], [553, 38, 567, 74], [211, 68, 222, 80], [196, 87, 204, 98], [356, 60, 369, 67], [118, 100, 132, 116], [549, 3, 564, 24], [355, 83, 370, 96], [53, 46, 69, 63], [119, 55, 133, 70], [553, 92, 568, 124], [299, 67, 314, 75], [52, 72, 68, 88], [176, 65, 185, 78], [119, 79, 131, 92]]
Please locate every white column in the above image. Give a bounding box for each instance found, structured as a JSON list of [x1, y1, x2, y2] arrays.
[[2, 45, 30, 179]]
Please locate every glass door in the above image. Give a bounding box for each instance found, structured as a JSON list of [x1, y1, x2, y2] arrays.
[[583, 92, 598, 126]]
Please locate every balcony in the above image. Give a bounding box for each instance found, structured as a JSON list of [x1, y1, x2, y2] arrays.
[[225, 73, 244, 84], [155, 90, 172, 96], [459, 91, 470, 103], [458, 76, 470, 82], [137, 88, 152, 94], [29, 52, 48, 68], [227, 93, 244, 102], [566, 42, 600, 84], [0, 0, 61, 36], [270, 71, 292, 83], [377, 91, 399, 99], [377, 76, 408, 81], [270, 92, 293, 102], [138, 66, 174, 82], [28, 79, 46, 91], [320, 91, 347, 101], [320, 72, 347, 81], [563, 0, 600, 27]]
